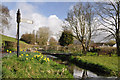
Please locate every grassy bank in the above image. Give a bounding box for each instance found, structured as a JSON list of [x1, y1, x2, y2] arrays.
[[2, 51, 73, 78], [1, 34, 27, 44], [75, 56, 118, 72], [56, 55, 118, 77], [75, 56, 118, 76], [0, 34, 33, 50]]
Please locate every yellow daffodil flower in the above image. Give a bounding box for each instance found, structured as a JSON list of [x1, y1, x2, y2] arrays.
[[26, 54, 28, 56], [7, 50, 9, 52], [21, 54, 23, 56], [44, 58, 46, 61], [41, 55, 43, 58], [47, 58, 50, 62], [9, 51, 12, 53], [32, 57, 33, 59], [19, 55, 21, 58], [26, 58, 28, 60]]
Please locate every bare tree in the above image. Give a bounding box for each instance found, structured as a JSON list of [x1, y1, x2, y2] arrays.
[[36, 27, 52, 46], [49, 37, 57, 46], [65, 3, 97, 55], [96, 0, 120, 56], [0, 4, 11, 33]]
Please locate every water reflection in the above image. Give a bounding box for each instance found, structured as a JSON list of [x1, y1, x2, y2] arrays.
[[46, 54, 98, 78], [46, 54, 117, 79], [73, 66, 97, 78]]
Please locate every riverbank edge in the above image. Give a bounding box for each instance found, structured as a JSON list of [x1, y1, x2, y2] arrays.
[[54, 55, 118, 77]]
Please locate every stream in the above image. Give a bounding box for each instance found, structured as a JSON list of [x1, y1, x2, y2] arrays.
[[46, 54, 117, 79]]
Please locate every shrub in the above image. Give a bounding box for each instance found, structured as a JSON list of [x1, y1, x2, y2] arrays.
[[4, 41, 16, 51], [97, 47, 117, 55], [86, 52, 97, 56], [59, 30, 73, 46]]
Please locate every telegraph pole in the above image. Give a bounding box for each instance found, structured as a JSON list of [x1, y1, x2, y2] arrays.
[[16, 9, 21, 57]]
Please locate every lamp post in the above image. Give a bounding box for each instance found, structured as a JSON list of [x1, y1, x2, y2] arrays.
[[16, 9, 21, 57]]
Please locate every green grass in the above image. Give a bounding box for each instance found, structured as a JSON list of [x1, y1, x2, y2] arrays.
[[75, 56, 118, 76], [0, 34, 33, 50], [2, 52, 73, 78], [56, 54, 118, 76], [1, 34, 27, 44]]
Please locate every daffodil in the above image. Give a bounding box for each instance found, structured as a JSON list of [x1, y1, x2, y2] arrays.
[[44, 58, 46, 61], [32, 57, 33, 59], [26, 58, 28, 60], [20, 49, 23, 51], [7, 50, 9, 53], [21, 54, 23, 56], [9, 51, 12, 53], [26, 54, 28, 56], [41, 55, 43, 58], [37, 55, 41, 57], [19, 55, 21, 58], [47, 58, 50, 62], [34, 55, 37, 58]]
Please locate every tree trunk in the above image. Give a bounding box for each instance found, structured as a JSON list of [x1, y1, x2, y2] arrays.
[[82, 45, 87, 55], [116, 37, 120, 56]]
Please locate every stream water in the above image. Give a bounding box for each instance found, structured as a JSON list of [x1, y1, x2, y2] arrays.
[[46, 55, 117, 79]]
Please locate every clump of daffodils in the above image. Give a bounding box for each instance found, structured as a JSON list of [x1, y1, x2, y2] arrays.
[[19, 52, 50, 63], [6, 50, 12, 53]]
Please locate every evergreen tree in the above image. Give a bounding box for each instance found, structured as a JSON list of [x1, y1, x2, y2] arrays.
[[59, 30, 73, 46]]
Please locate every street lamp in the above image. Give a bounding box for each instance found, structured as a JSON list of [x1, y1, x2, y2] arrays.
[[16, 9, 21, 57]]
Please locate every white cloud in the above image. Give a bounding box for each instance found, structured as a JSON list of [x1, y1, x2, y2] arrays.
[[3, 2, 63, 39]]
